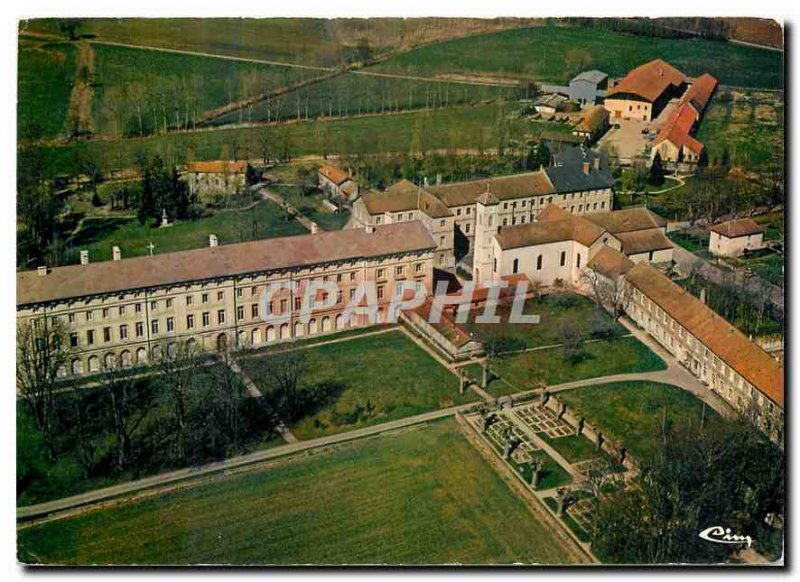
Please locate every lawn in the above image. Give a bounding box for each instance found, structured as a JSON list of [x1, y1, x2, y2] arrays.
[[18, 419, 578, 565], [240, 330, 478, 440], [461, 292, 627, 352], [668, 229, 709, 253], [90, 44, 315, 136], [744, 251, 784, 288], [480, 336, 667, 396], [557, 381, 721, 461], [63, 199, 306, 264], [371, 25, 784, 89], [18, 38, 77, 140], [30, 103, 567, 176]]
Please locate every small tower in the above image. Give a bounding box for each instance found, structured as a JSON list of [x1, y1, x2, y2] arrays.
[[472, 183, 500, 285]]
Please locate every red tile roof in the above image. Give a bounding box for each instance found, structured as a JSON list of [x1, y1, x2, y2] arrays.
[[17, 222, 436, 307], [585, 207, 667, 234], [615, 229, 674, 255], [684, 73, 718, 114], [606, 59, 686, 103], [497, 204, 605, 249], [708, 218, 764, 238], [625, 263, 783, 408], [318, 165, 351, 186], [653, 102, 704, 155], [587, 246, 635, 279]]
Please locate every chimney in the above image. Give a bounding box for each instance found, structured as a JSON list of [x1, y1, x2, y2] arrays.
[[365, 225, 375, 234], [593, 157, 600, 170], [582, 161, 590, 175], [700, 288, 706, 304], [209, 234, 219, 248], [37, 266, 48, 277], [310, 222, 319, 234], [112, 246, 121, 261], [80, 250, 89, 265]]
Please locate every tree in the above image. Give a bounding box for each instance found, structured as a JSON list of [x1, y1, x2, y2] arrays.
[[58, 20, 81, 40], [583, 269, 632, 320], [558, 317, 585, 364], [697, 148, 709, 169], [101, 364, 156, 472], [245, 163, 260, 187], [591, 417, 784, 564], [524, 141, 551, 170], [16, 319, 69, 456], [261, 349, 308, 423], [157, 342, 200, 463], [649, 152, 665, 186]]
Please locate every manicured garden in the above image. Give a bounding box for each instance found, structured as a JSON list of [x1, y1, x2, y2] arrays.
[[18, 419, 577, 565], [474, 336, 666, 396], [557, 381, 720, 461], [241, 330, 478, 440]]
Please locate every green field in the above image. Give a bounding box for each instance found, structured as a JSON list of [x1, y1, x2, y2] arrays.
[[372, 25, 784, 88], [91, 44, 314, 136], [62, 198, 306, 264], [479, 336, 667, 395], [30, 103, 568, 176], [241, 330, 478, 440], [212, 72, 519, 126], [695, 91, 784, 172], [270, 185, 350, 231], [18, 419, 577, 565], [18, 38, 77, 140], [558, 381, 720, 461]]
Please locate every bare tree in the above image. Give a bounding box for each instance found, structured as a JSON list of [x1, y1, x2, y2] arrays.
[[583, 270, 632, 320], [157, 342, 200, 462], [101, 364, 156, 472], [261, 348, 307, 423], [16, 318, 69, 454]]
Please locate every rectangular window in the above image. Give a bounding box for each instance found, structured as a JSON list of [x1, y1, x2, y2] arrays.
[[376, 268, 385, 279], [217, 310, 226, 325], [69, 332, 79, 348], [151, 320, 159, 334], [119, 324, 128, 340], [202, 312, 210, 327], [350, 272, 356, 281], [150, 301, 158, 311], [236, 288, 243, 298], [166, 298, 173, 309], [377, 285, 385, 300], [86, 310, 94, 321], [395, 266, 404, 277], [187, 314, 195, 329], [135, 303, 142, 313], [415, 263, 423, 273], [202, 293, 209, 304], [349, 288, 356, 301], [166, 317, 174, 332], [251, 286, 258, 297], [294, 297, 302, 311], [280, 299, 288, 313], [217, 291, 224, 301], [186, 295, 193, 306], [119, 305, 126, 316], [135, 322, 144, 337], [87, 330, 95, 345], [102, 308, 110, 319], [103, 327, 111, 343], [68, 313, 76, 324], [251, 304, 259, 318], [237, 306, 244, 320]]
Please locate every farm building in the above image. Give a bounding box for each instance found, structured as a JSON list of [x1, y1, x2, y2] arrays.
[[708, 218, 766, 258], [572, 105, 610, 144], [567, 70, 609, 106], [533, 93, 568, 115], [603, 59, 687, 121], [318, 165, 358, 201], [183, 160, 248, 202], [650, 73, 718, 163]]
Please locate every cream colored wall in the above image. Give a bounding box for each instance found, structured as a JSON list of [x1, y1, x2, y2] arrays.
[[184, 172, 246, 201], [624, 283, 783, 444], [709, 231, 765, 258], [604, 98, 652, 121], [628, 247, 674, 264], [492, 239, 590, 287], [18, 249, 435, 378]]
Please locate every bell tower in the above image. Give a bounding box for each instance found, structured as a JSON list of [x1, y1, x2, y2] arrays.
[[473, 184, 500, 286]]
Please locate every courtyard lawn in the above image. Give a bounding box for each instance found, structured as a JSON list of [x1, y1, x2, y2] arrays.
[[557, 381, 720, 462], [371, 25, 784, 89], [461, 292, 626, 352], [64, 199, 306, 264], [486, 336, 667, 396], [542, 434, 600, 464], [18, 419, 578, 565], [240, 330, 478, 440], [18, 38, 77, 140]]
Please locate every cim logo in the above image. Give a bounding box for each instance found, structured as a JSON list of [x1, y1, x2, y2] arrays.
[[699, 526, 753, 548]]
